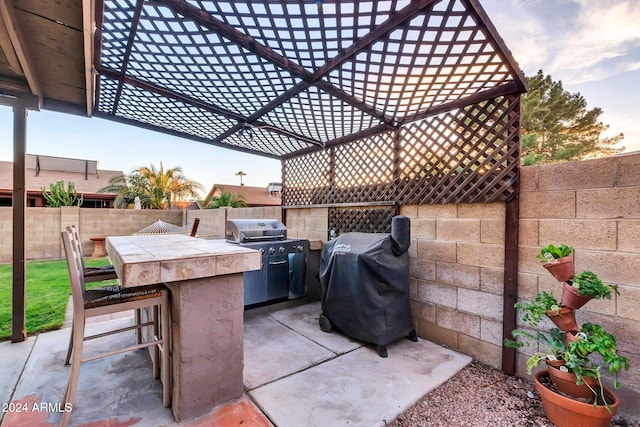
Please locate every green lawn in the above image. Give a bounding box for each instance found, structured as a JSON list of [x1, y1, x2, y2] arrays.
[[0, 258, 115, 341]]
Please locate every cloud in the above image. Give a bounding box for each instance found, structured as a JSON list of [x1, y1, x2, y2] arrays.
[[481, 1, 553, 74], [545, 0, 640, 83], [483, 0, 640, 83]]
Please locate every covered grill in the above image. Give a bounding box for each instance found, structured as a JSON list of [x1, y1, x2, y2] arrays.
[[226, 219, 308, 307], [318, 215, 417, 357]]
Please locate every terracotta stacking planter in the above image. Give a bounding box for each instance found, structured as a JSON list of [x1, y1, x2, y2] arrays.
[[543, 255, 574, 282], [546, 307, 578, 332], [545, 358, 566, 370], [561, 281, 593, 310], [534, 371, 618, 427], [546, 365, 599, 399]]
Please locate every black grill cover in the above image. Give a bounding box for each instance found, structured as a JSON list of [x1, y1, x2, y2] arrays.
[[318, 215, 414, 346]]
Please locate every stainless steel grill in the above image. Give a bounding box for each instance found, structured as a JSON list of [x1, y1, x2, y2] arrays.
[[226, 219, 309, 307]]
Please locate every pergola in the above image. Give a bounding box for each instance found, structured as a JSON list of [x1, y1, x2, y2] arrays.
[[1, 0, 526, 371]]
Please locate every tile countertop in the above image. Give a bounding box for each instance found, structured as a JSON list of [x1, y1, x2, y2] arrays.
[[106, 235, 262, 288]]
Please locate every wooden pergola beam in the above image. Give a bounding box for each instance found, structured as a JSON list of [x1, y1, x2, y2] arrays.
[[0, 7, 22, 74], [152, 0, 392, 125], [0, 0, 42, 107], [82, 0, 96, 116], [98, 66, 322, 151], [11, 104, 27, 343], [401, 81, 520, 125], [464, 0, 528, 92]]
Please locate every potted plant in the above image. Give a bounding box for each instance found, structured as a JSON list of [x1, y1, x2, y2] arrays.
[[505, 327, 568, 373], [537, 243, 574, 282], [506, 246, 630, 427], [562, 271, 620, 310], [513, 291, 578, 333]]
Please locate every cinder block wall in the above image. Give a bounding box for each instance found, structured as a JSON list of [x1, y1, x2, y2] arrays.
[[185, 207, 282, 239], [517, 153, 640, 409], [406, 152, 640, 410], [0, 208, 11, 262], [284, 208, 329, 241], [401, 202, 506, 368], [0, 206, 278, 263]]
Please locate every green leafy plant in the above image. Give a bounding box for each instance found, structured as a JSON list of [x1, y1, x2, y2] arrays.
[[536, 243, 573, 262], [41, 181, 83, 207], [563, 323, 630, 412], [203, 190, 247, 208], [514, 291, 562, 327], [571, 271, 619, 300], [505, 327, 568, 374]]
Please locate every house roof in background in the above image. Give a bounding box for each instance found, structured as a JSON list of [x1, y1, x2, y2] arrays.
[[207, 183, 281, 207], [0, 159, 123, 194]]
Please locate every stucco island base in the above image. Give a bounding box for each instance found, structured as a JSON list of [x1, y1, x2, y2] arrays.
[[166, 274, 245, 422]]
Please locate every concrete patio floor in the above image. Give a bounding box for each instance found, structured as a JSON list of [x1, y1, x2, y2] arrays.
[[1, 301, 471, 427]]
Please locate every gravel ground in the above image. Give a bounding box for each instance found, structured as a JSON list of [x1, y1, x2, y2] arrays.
[[390, 361, 640, 427]]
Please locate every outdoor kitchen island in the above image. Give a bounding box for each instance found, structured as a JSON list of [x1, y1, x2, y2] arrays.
[[105, 234, 261, 422]]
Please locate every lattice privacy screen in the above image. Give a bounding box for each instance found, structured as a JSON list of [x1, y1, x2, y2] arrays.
[[283, 94, 520, 207], [94, 0, 525, 159]]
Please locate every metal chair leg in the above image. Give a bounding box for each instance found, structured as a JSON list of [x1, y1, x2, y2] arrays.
[[61, 320, 85, 427]]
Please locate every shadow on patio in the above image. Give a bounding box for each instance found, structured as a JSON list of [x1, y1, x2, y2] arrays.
[[1, 301, 471, 427]]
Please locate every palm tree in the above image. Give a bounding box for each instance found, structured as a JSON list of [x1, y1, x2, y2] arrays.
[[235, 170, 246, 186], [98, 162, 203, 209], [203, 190, 247, 209]]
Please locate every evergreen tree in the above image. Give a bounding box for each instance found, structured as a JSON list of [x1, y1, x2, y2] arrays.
[[521, 70, 624, 165]]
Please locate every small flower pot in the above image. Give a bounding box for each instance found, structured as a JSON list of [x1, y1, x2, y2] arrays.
[[561, 281, 593, 310], [534, 370, 618, 427], [546, 365, 599, 400], [546, 307, 578, 333], [543, 255, 574, 282], [565, 331, 578, 346], [545, 359, 566, 370]]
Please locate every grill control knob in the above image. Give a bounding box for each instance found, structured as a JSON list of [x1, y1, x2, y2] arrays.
[[297, 245, 304, 252], [269, 247, 275, 254], [279, 246, 286, 254]]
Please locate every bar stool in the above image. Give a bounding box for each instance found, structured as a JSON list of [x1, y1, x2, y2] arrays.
[[60, 229, 171, 427]]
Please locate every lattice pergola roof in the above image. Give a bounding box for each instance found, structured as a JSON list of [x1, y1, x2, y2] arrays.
[[92, 0, 526, 160]]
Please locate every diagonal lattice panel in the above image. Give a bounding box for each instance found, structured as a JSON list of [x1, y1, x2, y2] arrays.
[[329, 0, 512, 121], [396, 94, 520, 204], [329, 206, 396, 235], [262, 85, 382, 144], [331, 131, 396, 203], [97, 0, 525, 159], [97, 76, 119, 114], [282, 149, 331, 206], [100, 0, 139, 71], [223, 127, 314, 157], [119, 3, 300, 118], [97, 79, 239, 144], [189, 0, 411, 73], [281, 95, 520, 206]]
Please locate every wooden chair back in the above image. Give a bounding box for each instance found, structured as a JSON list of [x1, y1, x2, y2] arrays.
[[61, 229, 88, 316]]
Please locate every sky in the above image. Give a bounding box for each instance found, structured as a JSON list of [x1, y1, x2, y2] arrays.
[[1, 0, 639, 193]]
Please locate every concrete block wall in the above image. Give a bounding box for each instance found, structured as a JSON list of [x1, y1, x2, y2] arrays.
[[284, 208, 329, 241], [401, 202, 507, 369], [517, 153, 640, 406], [78, 209, 182, 256], [0, 208, 10, 262], [186, 207, 282, 240], [0, 206, 285, 263], [29, 207, 63, 260]]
